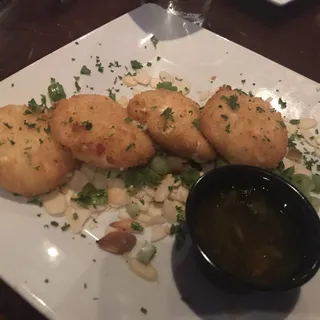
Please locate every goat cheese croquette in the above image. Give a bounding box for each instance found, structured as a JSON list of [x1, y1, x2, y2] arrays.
[[200, 86, 288, 168], [49, 94, 155, 169], [0, 105, 76, 197], [127, 89, 215, 162]]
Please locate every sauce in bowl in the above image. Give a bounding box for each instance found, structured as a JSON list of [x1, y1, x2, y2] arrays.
[[195, 186, 301, 287]]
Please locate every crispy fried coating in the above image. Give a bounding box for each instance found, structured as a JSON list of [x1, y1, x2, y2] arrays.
[[49, 94, 155, 169], [127, 89, 215, 162], [0, 105, 76, 197], [200, 86, 288, 168]]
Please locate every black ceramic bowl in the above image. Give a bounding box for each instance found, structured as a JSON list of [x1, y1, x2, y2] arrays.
[[186, 165, 320, 292]]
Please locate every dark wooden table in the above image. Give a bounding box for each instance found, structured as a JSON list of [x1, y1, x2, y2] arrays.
[[0, 0, 319, 318]]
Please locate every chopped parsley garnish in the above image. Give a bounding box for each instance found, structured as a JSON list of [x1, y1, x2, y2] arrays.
[[248, 91, 254, 97], [221, 114, 228, 121], [256, 107, 265, 113], [225, 123, 231, 133], [192, 118, 200, 131], [290, 119, 300, 125], [80, 65, 91, 75], [304, 157, 318, 170], [27, 197, 43, 207], [170, 215, 186, 249], [175, 206, 184, 214], [161, 107, 174, 130], [277, 120, 286, 128], [157, 56, 161, 61], [82, 121, 93, 130], [81, 234, 86, 238], [25, 96, 47, 114], [241, 79, 246, 84], [140, 307, 148, 314], [151, 35, 159, 48], [278, 98, 287, 109], [72, 183, 108, 208], [44, 125, 51, 134], [146, 62, 152, 67], [24, 120, 36, 129], [44, 279, 49, 283], [124, 71, 137, 76], [140, 199, 145, 205], [95, 57, 104, 73], [7, 138, 15, 145], [75, 80, 81, 92], [131, 221, 144, 232], [126, 143, 136, 152], [124, 117, 133, 123], [34, 166, 40, 171], [130, 60, 143, 70], [3, 122, 12, 129], [39, 138, 43, 144], [73, 212, 79, 220], [221, 95, 240, 110], [61, 223, 70, 232], [157, 81, 178, 91], [107, 89, 116, 101], [50, 221, 59, 227]]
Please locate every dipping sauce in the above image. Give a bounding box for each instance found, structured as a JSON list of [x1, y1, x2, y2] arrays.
[[195, 186, 302, 287]]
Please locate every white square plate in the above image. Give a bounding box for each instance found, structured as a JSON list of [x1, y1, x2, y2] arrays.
[[0, 3, 320, 320]]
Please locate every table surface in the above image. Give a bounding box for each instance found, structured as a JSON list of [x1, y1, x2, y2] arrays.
[[0, 0, 319, 318]]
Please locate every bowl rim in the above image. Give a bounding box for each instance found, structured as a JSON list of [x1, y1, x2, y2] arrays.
[[186, 164, 320, 292]]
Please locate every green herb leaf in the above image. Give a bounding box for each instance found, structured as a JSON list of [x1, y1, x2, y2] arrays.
[[192, 118, 200, 131], [130, 60, 143, 70], [50, 221, 59, 227], [221, 114, 228, 121], [3, 122, 12, 129], [124, 117, 133, 123], [27, 197, 43, 207], [151, 35, 159, 48], [82, 121, 93, 130], [126, 143, 135, 152], [278, 98, 287, 109], [157, 82, 178, 91], [225, 123, 231, 133], [80, 65, 91, 75], [256, 107, 265, 113], [61, 223, 70, 231], [221, 95, 240, 110], [131, 221, 144, 233], [290, 119, 300, 125], [72, 183, 108, 208], [73, 212, 79, 220]]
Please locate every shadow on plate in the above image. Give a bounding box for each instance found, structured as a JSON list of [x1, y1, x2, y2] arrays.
[[171, 235, 300, 320], [129, 3, 201, 41]]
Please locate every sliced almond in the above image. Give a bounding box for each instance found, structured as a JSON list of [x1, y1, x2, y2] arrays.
[[154, 174, 175, 202], [108, 188, 130, 208], [147, 202, 163, 217], [43, 191, 67, 216], [106, 178, 125, 189], [134, 69, 151, 86], [150, 78, 160, 89], [68, 170, 88, 192], [97, 231, 137, 254], [136, 213, 150, 223], [143, 186, 156, 199], [298, 118, 317, 130], [117, 96, 129, 108], [169, 185, 188, 204], [80, 164, 96, 181], [122, 75, 138, 87], [286, 148, 303, 163], [162, 199, 184, 223], [151, 225, 167, 242], [159, 71, 174, 83], [146, 215, 167, 226], [65, 207, 91, 234], [110, 219, 143, 234], [128, 258, 158, 282], [299, 129, 318, 148], [173, 80, 190, 95]]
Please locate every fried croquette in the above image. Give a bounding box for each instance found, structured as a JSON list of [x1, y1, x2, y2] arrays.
[[127, 89, 215, 162], [200, 86, 288, 168], [49, 94, 155, 169], [0, 105, 76, 197]]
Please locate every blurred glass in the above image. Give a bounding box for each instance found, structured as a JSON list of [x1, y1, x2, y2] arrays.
[[142, 0, 212, 26]]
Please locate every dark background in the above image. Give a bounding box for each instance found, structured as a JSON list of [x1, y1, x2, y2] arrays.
[[0, 0, 319, 318]]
